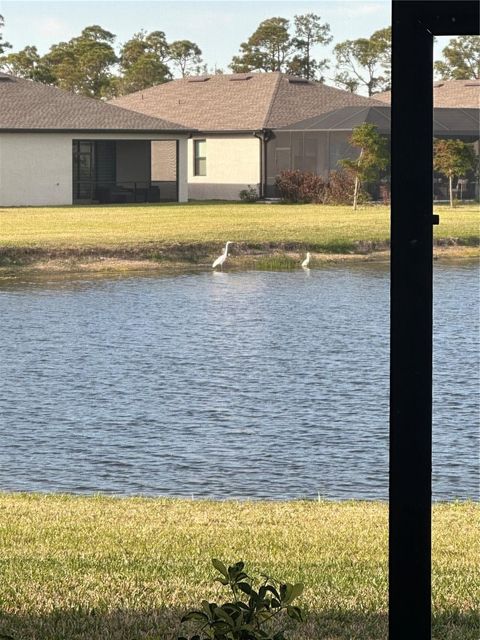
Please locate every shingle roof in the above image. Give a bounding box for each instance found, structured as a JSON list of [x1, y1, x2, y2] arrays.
[[0, 73, 189, 132], [374, 79, 480, 108], [281, 105, 480, 136], [110, 72, 382, 131]]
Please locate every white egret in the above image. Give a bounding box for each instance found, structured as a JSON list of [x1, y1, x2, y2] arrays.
[[212, 241, 233, 269], [301, 252, 311, 268]]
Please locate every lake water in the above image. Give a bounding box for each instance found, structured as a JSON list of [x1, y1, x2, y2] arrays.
[[0, 262, 478, 501]]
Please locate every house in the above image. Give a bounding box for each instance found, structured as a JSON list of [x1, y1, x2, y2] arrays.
[[2, 73, 477, 207], [111, 72, 379, 200], [0, 73, 192, 207]]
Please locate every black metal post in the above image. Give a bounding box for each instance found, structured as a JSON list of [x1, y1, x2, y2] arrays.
[[389, 3, 433, 637], [389, 3, 479, 639]]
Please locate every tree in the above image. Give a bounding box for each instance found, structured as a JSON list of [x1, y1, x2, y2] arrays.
[[42, 25, 117, 98], [333, 26, 391, 96], [0, 14, 11, 55], [433, 138, 477, 207], [169, 40, 203, 77], [230, 17, 292, 73], [339, 123, 389, 210], [0, 45, 55, 83], [287, 13, 332, 80], [434, 36, 480, 80], [117, 30, 171, 94]]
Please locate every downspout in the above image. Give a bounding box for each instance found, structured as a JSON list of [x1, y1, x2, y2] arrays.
[[253, 129, 273, 199]]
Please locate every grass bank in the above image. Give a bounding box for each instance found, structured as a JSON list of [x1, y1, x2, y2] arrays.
[[0, 494, 478, 640], [0, 202, 478, 274]]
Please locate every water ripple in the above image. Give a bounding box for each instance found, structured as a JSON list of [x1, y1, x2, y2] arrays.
[[0, 263, 478, 500]]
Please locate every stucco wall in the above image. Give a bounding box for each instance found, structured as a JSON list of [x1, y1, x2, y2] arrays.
[[0, 132, 189, 206], [0, 133, 72, 206], [188, 135, 260, 200], [177, 138, 188, 203]]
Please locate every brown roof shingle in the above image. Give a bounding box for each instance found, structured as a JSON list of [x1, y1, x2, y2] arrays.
[[374, 79, 480, 108], [0, 73, 189, 131], [110, 72, 382, 131]]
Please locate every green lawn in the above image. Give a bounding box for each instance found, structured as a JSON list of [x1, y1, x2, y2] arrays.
[[0, 202, 478, 253], [0, 494, 478, 640]]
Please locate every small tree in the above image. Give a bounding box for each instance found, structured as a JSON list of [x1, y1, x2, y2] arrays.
[[339, 123, 389, 210], [433, 138, 477, 207]]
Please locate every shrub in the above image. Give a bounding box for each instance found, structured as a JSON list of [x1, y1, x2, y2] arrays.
[[239, 185, 259, 202], [178, 559, 305, 640], [323, 170, 363, 205], [275, 170, 326, 203], [275, 169, 360, 205]]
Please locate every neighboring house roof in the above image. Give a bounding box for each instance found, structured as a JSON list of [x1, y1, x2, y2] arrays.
[[0, 73, 190, 132], [282, 106, 392, 134], [374, 79, 480, 108], [281, 105, 480, 136], [110, 72, 383, 132]]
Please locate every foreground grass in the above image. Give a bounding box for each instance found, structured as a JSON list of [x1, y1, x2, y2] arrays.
[[0, 202, 478, 253], [0, 494, 478, 640]]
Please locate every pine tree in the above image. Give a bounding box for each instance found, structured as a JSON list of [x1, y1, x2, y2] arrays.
[[334, 27, 391, 95]]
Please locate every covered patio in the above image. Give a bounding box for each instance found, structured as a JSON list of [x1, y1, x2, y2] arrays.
[[73, 138, 179, 205]]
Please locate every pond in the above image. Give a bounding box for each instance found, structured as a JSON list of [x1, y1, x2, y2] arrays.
[[0, 262, 478, 500]]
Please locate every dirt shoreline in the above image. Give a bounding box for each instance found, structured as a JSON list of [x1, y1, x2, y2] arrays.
[[0, 244, 478, 277]]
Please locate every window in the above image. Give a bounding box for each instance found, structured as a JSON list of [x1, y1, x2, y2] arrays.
[[194, 140, 206, 176]]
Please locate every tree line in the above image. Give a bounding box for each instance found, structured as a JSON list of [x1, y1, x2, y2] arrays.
[[0, 13, 478, 98]]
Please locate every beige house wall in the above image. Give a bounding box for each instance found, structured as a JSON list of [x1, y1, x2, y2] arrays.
[[0, 132, 189, 206], [177, 138, 188, 203], [188, 135, 260, 200], [0, 133, 72, 206]]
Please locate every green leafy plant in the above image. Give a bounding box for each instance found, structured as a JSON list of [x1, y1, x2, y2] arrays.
[[178, 559, 305, 640]]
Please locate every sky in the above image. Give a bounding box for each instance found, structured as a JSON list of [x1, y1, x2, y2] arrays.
[[1, 0, 450, 83]]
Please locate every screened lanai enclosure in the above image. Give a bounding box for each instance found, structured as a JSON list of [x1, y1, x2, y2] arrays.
[[73, 139, 178, 204], [265, 105, 480, 201], [265, 129, 356, 197]]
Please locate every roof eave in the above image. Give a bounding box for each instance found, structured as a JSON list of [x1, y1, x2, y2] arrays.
[[188, 129, 266, 135], [0, 128, 195, 134]]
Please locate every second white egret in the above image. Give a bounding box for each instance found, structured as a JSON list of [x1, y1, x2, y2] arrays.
[[301, 252, 311, 268], [212, 241, 233, 269]]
